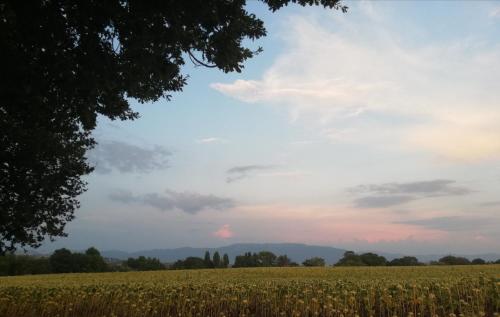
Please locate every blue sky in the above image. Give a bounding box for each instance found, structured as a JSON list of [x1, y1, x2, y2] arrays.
[[40, 1, 500, 255]]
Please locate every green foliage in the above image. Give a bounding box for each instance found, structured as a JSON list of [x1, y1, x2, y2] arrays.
[[204, 251, 214, 268], [302, 257, 325, 267], [388, 256, 423, 266], [125, 256, 165, 271], [222, 253, 230, 268], [438, 255, 471, 265], [277, 254, 292, 267], [0, 0, 346, 254], [213, 251, 221, 268], [49, 247, 109, 273], [171, 257, 206, 270], [471, 258, 486, 265], [336, 251, 388, 267], [0, 254, 50, 276]]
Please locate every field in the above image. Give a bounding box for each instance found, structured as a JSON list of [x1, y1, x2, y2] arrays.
[[0, 265, 499, 317]]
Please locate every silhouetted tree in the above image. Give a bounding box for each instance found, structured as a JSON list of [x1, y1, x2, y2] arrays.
[[203, 251, 213, 268], [277, 255, 292, 267], [258, 251, 277, 267], [0, 0, 347, 255], [388, 256, 422, 266], [471, 258, 486, 265], [302, 257, 325, 267], [126, 256, 165, 271], [213, 251, 221, 268], [335, 251, 365, 266], [222, 253, 230, 268], [49, 248, 74, 273], [495, 259, 500, 264], [171, 257, 206, 270], [360, 253, 387, 266], [438, 256, 471, 265]]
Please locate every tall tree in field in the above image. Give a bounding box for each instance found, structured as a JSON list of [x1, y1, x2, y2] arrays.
[[222, 253, 230, 268], [0, 0, 346, 255], [213, 251, 221, 268], [204, 251, 213, 268]]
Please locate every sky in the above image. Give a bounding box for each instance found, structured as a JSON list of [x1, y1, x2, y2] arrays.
[[40, 1, 500, 255]]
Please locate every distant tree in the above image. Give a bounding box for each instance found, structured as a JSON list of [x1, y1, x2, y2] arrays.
[[471, 258, 486, 265], [222, 254, 230, 268], [359, 253, 387, 266], [213, 251, 221, 268], [204, 251, 213, 268], [0, 254, 50, 276], [277, 255, 292, 267], [0, 0, 347, 256], [302, 257, 325, 267], [438, 256, 471, 265], [495, 259, 500, 264], [258, 251, 277, 267], [388, 256, 422, 266], [171, 257, 206, 270], [84, 247, 108, 272], [49, 248, 74, 273], [335, 251, 365, 266], [126, 256, 165, 271]]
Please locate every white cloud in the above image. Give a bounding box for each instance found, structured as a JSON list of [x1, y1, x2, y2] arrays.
[[196, 137, 228, 144], [490, 7, 500, 18], [212, 4, 500, 161]]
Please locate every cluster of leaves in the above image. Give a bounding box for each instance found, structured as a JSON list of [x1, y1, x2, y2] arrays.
[[171, 251, 230, 270]]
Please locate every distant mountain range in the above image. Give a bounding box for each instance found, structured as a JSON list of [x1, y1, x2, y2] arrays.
[[100, 243, 500, 264]]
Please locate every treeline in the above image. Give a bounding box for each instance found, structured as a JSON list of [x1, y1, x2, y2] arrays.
[[171, 251, 230, 269], [2, 248, 500, 276], [0, 247, 166, 276], [334, 251, 500, 267]]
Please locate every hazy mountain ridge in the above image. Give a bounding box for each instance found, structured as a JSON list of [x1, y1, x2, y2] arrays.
[[99, 243, 500, 264]]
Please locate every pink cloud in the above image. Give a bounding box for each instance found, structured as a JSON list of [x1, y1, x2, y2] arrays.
[[213, 224, 234, 239]]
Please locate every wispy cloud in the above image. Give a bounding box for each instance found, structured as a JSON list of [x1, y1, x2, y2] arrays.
[[88, 140, 170, 174], [109, 189, 235, 214], [480, 201, 500, 207], [354, 195, 416, 208], [196, 137, 228, 144], [395, 216, 495, 232], [350, 180, 472, 208], [211, 3, 500, 161], [489, 7, 500, 18], [226, 165, 276, 183]]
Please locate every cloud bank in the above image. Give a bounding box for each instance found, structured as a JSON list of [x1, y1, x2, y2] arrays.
[[109, 189, 235, 214], [351, 179, 471, 208]]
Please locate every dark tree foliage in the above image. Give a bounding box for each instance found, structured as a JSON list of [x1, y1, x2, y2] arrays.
[[302, 257, 325, 267], [222, 253, 230, 268], [203, 251, 213, 268], [0, 0, 346, 255], [126, 256, 164, 271], [212, 251, 221, 268], [49, 247, 109, 273], [335, 251, 365, 266], [388, 256, 422, 266], [437, 255, 471, 266], [171, 256, 206, 270], [0, 254, 50, 276], [471, 258, 485, 265]]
